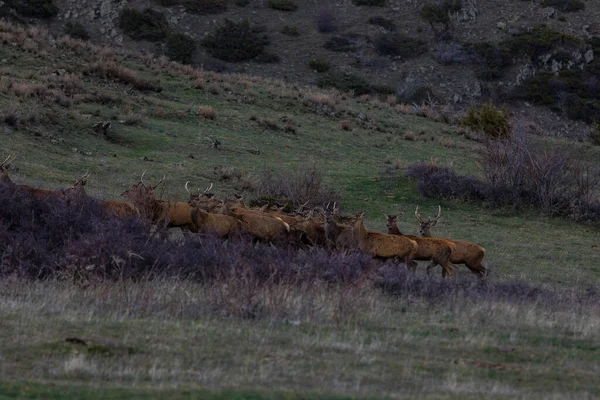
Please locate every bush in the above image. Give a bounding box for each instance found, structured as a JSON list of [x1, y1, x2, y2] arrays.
[[281, 25, 299, 36], [420, 1, 461, 32], [324, 35, 362, 52], [157, 0, 227, 14], [317, 71, 393, 96], [592, 125, 600, 146], [541, 0, 584, 12], [397, 85, 435, 104], [235, 0, 250, 6], [166, 32, 196, 64], [64, 21, 90, 40], [268, 0, 297, 11], [373, 33, 428, 58], [368, 16, 396, 31], [317, 8, 336, 33], [119, 8, 168, 41], [465, 42, 511, 81], [201, 19, 270, 62], [503, 25, 581, 60], [309, 59, 330, 72], [405, 163, 489, 202], [254, 51, 280, 63], [352, 0, 385, 6], [4, 0, 58, 18], [460, 101, 511, 140]]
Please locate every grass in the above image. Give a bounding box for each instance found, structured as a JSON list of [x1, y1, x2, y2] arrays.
[[1, 21, 600, 398]]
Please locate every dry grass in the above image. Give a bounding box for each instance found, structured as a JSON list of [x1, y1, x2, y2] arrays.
[[199, 105, 217, 120], [339, 119, 351, 131]]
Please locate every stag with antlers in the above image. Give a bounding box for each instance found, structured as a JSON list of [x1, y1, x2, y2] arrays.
[[0, 154, 16, 184], [121, 172, 196, 233], [383, 212, 457, 277], [415, 206, 486, 277]]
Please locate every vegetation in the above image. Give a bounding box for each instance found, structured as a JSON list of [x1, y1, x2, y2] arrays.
[[201, 19, 270, 62], [373, 33, 428, 59], [323, 34, 363, 52], [118, 8, 168, 41], [317, 8, 336, 33], [420, 1, 461, 32], [352, 0, 385, 6], [280, 25, 299, 36], [317, 71, 394, 95], [166, 32, 196, 64], [309, 58, 330, 72], [368, 16, 396, 31], [268, 0, 298, 11], [541, 0, 585, 12], [503, 25, 582, 60], [64, 21, 90, 40], [4, 0, 58, 18], [155, 0, 227, 14], [460, 101, 511, 139]]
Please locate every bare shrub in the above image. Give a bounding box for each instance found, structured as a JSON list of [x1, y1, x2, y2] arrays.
[[339, 119, 351, 131], [254, 163, 340, 207], [90, 62, 162, 92], [317, 8, 336, 33]]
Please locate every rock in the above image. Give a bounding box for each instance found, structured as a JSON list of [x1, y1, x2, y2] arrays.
[[453, 93, 462, 104], [517, 64, 536, 84], [585, 49, 594, 63], [110, 28, 117, 37], [497, 22, 506, 30], [507, 28, 524, 36], [541, 7, 555, 19]]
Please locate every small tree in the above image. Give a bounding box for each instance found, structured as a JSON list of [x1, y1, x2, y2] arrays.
[[460, 101, 512, 140], [201, 19, 269, 62]]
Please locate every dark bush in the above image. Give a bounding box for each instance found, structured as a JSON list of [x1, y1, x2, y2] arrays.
[[373, 33, 427, 58], [503, 25, 581, 60], [541, 0, 584, 12], [119, 8, 168, 41], [235, 0, 250, 6], [166, 32, 196, 64], [324, 35, 363, 52], [397, 85, 435, 104], [64, 21, 90, 40], [368, 16, 396, 31], [254, 51, 280, 63], [268, 0, 297, 11], [4, 0, 58, 18], [317, 8, 336, 33], [201, 19, 270, 62], [352, 0, 385, 6], [435, 42, 470, 65], [281, 25, 299, 36], [156, 0, 227, 14], [405, 163, 490, 202], [309, 58, 330, 72], [317, 71, 376, 95], [465, 42, 511, 81]]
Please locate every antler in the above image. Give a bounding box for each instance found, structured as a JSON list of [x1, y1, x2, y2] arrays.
[[75, 172, 90, 185], [0, 154, 16, 169], [415, 205, 424, 223], [203, 182, 213, 194], [433, 205, 442, 222], [184, 181, 191, 194], [140, 170, 147, 186], [152, 175, 166, 189]]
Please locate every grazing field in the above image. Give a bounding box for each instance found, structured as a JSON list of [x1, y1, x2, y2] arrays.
[[1, 21, 600, 399]]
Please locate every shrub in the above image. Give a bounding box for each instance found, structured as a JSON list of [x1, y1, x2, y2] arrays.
[[317, 72, 372, 95], [324, 35, 362, 52], [368, 16, 395, 31], [254, 51, 280, 63], [460, 101, 511, 140], [339, 120, 351, 131], [254, 163, 340, 208], [317, 8, 336, 33], [201, 19, 270, 62], [593, 125, 600, 146], [1, 106, 22, 128], [199, 105, 216, 119], [91, 62, 163, 92], [268, 0, 297, 11], [171, 0, 227, 14], [503, 25, 581, 60], [235, 0, 250, 6], [309, 59, 330, 72], [420, 1, 461, 32], [541, 0, 584, 12], [397, 85, 435, 104], [405, 163, 490, 202], [64, 21, 90, 40], [281, 25, 299, 36], [352, 0, 385, 6], [4, 0, 58, 18], [465, 42, 511, 81], [373, 33, 427, 58], [166, 32, 196, 64], [119, 8, 168, 41]]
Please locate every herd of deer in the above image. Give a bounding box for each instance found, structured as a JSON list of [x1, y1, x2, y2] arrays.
[[0, 155, 486, 278]]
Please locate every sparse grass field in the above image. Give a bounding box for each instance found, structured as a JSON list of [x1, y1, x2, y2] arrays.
[[1, 22, 600, 399]]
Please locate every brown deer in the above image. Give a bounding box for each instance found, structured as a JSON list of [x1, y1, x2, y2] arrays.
[[352, 212, 418, 269], [384, 212, 457, 278], [62, 173, 90, 200], [190, 207, 240, 238], [121, 172, 195, 233], [186, 182, 222, 211], [415, 206, 486, 277], [321, 203, 356, 251], [0, 156, 63, 199], [222, 203, 290, 243]]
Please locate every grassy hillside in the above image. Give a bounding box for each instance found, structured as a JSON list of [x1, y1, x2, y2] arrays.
[[1, 21, 600, 399]]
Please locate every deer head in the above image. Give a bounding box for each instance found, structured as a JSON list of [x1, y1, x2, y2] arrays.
[[121, 171, 164, 204], [0, 154, 16, 184], [63, 172, 90, 199], [415, 205, 441, 237], [382, 212, 404, 235]]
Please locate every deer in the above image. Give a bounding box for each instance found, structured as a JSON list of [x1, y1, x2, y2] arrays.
[[0, 155, 64, 199], [186, 181, 222, 212], [415, 206, 486, 277], [121, 172, 195, 233], [321, 203, 356, 251], [352, 212, 419, 270], [61, 173, 90, 200], [222, 202, 290, 244], [190, 207, 240, 238], [383, 212, 458, 278]]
